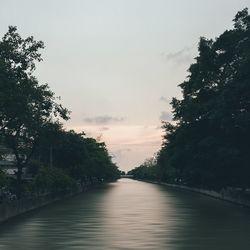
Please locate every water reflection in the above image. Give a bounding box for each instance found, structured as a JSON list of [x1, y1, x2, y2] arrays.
[[0, 179, 250, 249]]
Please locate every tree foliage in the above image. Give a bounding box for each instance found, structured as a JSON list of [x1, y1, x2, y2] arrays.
[[33, 127, 120, 185], [0, 27, 120, 198], [0, 26, 70, 198], [130, 9, 250, 190]]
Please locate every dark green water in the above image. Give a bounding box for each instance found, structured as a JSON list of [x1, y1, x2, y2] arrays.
[[0, 179, 250, 250]]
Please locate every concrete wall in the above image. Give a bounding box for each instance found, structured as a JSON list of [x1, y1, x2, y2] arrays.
[[143, 180, 250, 207], [0, 180, 106, 224], [0, 192, 77, 224]]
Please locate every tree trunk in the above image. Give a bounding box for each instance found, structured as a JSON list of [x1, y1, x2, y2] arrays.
[[16, 163, 23, 199]]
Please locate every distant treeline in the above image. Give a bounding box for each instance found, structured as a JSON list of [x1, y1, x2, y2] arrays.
[[0, 27, 120, 199], [129, 9, 250, 190]]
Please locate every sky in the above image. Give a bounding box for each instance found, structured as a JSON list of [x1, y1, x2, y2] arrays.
[[1, 0, 249, 171]]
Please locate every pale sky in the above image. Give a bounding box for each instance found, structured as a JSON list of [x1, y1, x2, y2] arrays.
[[1, 0, 249, 171]]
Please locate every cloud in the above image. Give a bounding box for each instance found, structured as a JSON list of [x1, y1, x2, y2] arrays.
[[162, 47, 194, 65], [100, 127, 110, 131], [159, 96, 171, 104], [83, 115, 125, 124], [155, 125, 162, 130], [160, 111, 172, 121], [111, 148, 132, 160]]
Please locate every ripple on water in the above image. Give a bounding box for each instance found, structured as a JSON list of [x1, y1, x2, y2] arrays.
[[1, 179, 250, 249]]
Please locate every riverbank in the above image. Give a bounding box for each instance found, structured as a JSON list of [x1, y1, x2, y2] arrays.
[[0, 182, 104, 224], [138, 179, 250, 208]]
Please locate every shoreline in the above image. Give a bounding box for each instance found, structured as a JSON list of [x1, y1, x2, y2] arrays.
[[136, 179, 250, 208], [0, 182, 106, 224]]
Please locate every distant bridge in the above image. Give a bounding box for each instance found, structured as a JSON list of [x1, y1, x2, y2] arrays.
[[120, 175, 134, 178]]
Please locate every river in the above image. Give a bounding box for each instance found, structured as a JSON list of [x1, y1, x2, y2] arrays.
[[0, 179, 250, 250]]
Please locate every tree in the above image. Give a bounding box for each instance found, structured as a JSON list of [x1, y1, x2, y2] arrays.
[[32, 166, 76, 195], [130, 9, 250, 190], [128, 157, 158, 180], [0, 170, 7, 188], [0, 27, 69, 198], [159, 8, 250, 189], [34, 127, 120, 185]]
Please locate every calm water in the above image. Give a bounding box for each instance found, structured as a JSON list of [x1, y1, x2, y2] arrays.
[[0, 179, 250, 250]]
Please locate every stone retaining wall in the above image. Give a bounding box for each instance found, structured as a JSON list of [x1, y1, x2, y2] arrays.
[[0, 191, 78, 224], [142, 180, 250, 207]]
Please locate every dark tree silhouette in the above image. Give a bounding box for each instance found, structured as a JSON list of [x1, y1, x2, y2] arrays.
[[0, 27, 67, 197], [0, 27, 120, 198], [130, 9, 250, 190]]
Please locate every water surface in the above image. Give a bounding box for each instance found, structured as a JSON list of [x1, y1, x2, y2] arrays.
[[0, 179, 250, 249]]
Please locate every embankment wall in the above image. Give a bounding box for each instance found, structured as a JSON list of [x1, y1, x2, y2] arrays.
[[142, 180, 250, 207]]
